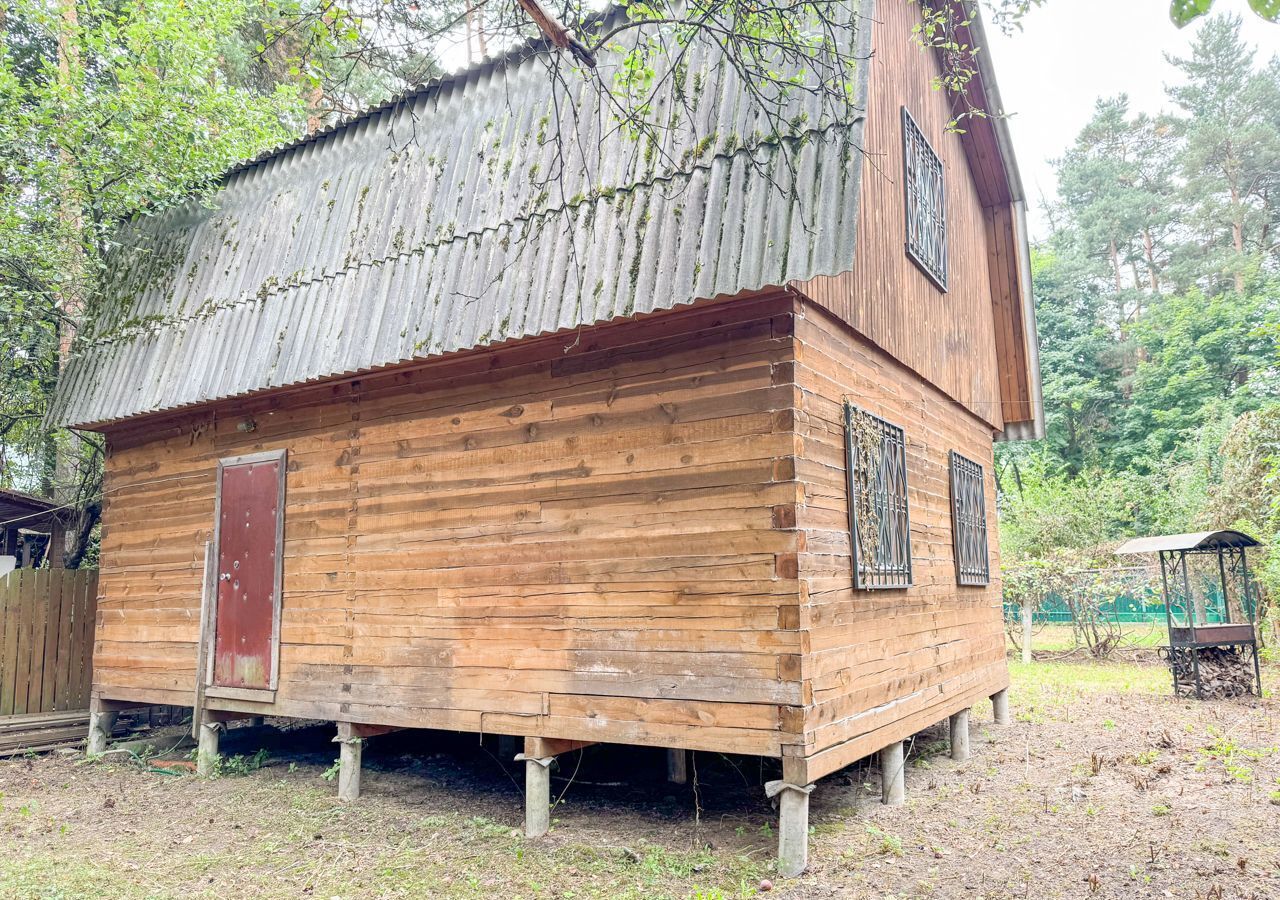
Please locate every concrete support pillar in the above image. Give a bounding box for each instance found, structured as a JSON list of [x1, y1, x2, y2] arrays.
[[879, 741, 905, 806], [1021, 601, 1033, 664], [765, 780, 815, 878], [86, 708, 118, 756], [666, 748, 689, 785], [518, 755, 555, 838], [950, 708, 971, 762], [335, 724, 363, 802], [991, 688, 1011, 726], [196, 717, 222, 776]]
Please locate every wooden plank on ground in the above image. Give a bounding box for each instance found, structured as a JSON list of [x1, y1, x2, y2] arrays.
[[0, 710, 91, 730], [0, 710, 93, 756]]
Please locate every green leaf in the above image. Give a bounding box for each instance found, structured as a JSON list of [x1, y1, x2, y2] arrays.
[[1248, 0, 1280, 21], [1170, 0, 1214, 27]]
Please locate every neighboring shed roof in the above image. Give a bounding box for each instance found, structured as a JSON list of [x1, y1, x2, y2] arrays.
[[50, 4, 872, 428], [0, 488, 58, 533], [1115, 531, 1261, 555]]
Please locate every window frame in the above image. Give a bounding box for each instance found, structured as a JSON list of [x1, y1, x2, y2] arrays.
[[845, 403, 913, 590], [901, 106, 949, 291], [948, 450, 990, 586]]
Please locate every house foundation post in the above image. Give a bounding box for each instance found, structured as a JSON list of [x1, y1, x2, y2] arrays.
[[765, 780, 814, 877], [880, 741, 905, 806], [518, 755, 555, 838], [666, 748, 689, 784], [86, 700, 118, 756], [991, 688, 1011, 726], [517, 737, 594, 838], [950, 709, 971, 762], [335, 723, 363, 802], [196, 715, 223, 776]]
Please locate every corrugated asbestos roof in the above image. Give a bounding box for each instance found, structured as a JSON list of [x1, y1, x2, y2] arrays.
[[50, 3, 871, 428]]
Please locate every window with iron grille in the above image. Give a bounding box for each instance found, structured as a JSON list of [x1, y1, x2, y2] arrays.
[[845, 404, 912, 589], [949, 451, 990, 586], [902, 107, 948, 290]]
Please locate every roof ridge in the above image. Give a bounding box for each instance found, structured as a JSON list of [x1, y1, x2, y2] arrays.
[[218, 4, 629, 184]]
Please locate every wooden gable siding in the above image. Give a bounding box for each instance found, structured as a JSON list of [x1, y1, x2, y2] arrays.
[[94, 294, 805, 756], [797, 0, 1003, 431], [984, 202, 1035, 426], [788, 298, 1007, 782]]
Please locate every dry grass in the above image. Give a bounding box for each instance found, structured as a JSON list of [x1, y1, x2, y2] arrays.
[[2, 657, 1278, 899]]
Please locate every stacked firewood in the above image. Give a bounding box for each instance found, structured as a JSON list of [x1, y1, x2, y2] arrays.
[[1173, 646, 1256, 699]]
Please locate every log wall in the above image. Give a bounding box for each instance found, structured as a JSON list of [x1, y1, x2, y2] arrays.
[[787, 298, 1008, 782], [94, 291, 1009, 771], [95, 294, 806, 756]]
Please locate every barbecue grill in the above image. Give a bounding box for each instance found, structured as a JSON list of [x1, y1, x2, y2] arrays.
[[1116, 531, 1263, 700]]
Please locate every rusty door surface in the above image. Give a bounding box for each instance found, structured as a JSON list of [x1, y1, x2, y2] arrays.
[[212, 454, 284, 690]]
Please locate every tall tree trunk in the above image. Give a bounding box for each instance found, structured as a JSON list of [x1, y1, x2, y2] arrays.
[[1229, 184, 1245, 294], [465, 5, 475, 63], [56, 0, 84, 339], [53, 0, 88, 568], [1108, 238, 1123, 292], [1142, 227, 1159, 293], [474, 3, 487, 56], [306, 84, 325, 134]]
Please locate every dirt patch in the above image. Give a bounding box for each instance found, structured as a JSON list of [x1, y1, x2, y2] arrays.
[[1, 660, 1277, 899]]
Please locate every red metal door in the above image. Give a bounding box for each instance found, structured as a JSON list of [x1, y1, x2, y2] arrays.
[[213, 455, 284, 690]]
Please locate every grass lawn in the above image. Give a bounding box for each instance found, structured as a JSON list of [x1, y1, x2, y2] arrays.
[[1020, 622, 1169, 654], [2, 655, 1278, 899]]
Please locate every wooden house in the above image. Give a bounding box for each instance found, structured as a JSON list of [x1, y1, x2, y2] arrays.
[[51, 0, 1040, 875]]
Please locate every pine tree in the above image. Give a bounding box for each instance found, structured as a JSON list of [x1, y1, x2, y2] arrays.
[[1167, 14, 1280, 294]]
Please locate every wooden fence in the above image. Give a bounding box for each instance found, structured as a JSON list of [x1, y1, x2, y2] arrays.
[[0, 569, 98, 715]]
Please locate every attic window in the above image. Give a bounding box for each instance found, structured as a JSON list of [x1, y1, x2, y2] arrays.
[[902, 108, 948, 290], [845, 404, 912, 590], [949, 451, 990, 586]]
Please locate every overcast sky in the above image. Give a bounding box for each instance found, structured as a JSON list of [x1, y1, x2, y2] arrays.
[[983, 0, 1280, 240]]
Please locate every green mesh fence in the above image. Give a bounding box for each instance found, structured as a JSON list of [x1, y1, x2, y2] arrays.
[[1003, 582, 1229, 625]]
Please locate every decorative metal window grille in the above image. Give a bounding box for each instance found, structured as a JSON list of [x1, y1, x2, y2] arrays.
[[902, 107, 948, 290], [949, 451, 990, 586], [845, 404, 912, 589]]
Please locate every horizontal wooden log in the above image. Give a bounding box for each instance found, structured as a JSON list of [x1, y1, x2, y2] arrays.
[[96, 297, 804, 756]]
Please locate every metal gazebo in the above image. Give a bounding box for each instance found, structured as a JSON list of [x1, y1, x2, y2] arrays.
[[1116, 530, 1263, 700]]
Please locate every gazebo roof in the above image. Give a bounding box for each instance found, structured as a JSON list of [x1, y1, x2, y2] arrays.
[[0, 487, 58, 533], [1115, 530, 1260, 555]]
